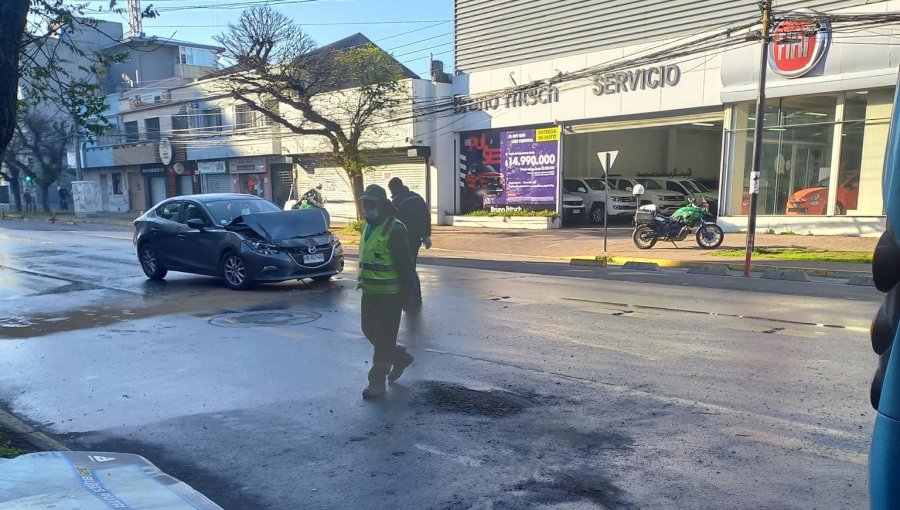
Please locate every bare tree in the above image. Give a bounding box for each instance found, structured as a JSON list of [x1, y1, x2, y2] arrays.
[[214, 5, 408, 218], [3, 110, 73, 212]]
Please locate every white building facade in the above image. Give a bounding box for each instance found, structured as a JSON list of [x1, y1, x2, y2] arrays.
[[442, 0, 895, 235]]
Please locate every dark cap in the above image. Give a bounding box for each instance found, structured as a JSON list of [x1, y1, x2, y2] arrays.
[[358, 184, 389, 204]]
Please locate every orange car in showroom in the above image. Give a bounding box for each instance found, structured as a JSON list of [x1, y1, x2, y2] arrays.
[[786, 172, 860, 215]]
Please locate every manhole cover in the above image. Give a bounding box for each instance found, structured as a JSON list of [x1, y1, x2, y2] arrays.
[[209, 310, 321, 328], [416, 382, 528, 417]]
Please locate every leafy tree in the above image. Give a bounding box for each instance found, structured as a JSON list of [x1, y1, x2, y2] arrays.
[[3, 110, 73, 212], [214, 5, 407, 218], [1, 0, 148, 197]]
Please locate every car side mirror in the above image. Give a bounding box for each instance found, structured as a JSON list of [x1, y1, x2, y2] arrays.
[[577, 187, 587, 193], [187, 218, 206, 231], [625, 186, 633, 192]]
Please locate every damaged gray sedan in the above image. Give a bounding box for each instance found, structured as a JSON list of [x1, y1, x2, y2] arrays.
[[133, 194, 344, 290]]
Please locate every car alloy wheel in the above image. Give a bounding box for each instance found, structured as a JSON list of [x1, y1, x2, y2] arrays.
[[139, 243, 167, 280], [222, 253, 251, 290], [591, 204, 606, 224]]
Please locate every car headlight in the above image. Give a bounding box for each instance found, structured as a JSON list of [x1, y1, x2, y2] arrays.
[[243, 239, 280, 255]]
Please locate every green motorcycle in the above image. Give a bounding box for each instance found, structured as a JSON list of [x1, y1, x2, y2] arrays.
[[632, 199, 724, 249]]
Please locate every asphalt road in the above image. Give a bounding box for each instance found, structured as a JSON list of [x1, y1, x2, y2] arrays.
[[0, 223, 883, 509]]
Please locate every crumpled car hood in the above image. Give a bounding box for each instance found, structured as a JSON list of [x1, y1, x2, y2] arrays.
[[228, 208, 330, 241]]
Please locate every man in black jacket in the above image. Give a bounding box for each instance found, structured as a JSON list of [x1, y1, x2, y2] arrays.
[[388, 177, 430, 303]]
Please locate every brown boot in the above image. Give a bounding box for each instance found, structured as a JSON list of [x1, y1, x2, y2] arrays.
[[362, 362, 391, 399], [388, 346, 414, 383]]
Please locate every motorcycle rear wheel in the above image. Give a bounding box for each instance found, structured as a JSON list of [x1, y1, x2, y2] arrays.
[[633, 225, 657, 249], [695, 224, 724, 249]]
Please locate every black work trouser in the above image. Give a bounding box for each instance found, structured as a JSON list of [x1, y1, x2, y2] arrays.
[[409, 240, 422, 301], [361, 292, 404, 364]]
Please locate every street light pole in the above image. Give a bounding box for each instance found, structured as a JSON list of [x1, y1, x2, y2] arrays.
[[744, 0, 773, 277]]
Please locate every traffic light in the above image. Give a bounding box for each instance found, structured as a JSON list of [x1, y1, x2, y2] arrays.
[[24, 175, 31, 183]]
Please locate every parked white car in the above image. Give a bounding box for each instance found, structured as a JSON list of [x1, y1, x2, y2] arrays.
[[608, 177, 686, 215], [649, 177, 719, 215], [563, 177, 637, 224], [561, 193, 586, 224]]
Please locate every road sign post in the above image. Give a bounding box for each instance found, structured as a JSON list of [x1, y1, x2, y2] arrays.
[[597, 150, 619, 253]]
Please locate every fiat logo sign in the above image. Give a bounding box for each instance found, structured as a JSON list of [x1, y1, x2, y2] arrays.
[[769, 19, 831, 78]]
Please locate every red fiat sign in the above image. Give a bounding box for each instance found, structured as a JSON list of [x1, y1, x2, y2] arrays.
[[769, 20, 831, 78]]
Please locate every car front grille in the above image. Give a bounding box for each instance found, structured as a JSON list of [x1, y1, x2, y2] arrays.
[[616, 196, 636, 202], [563, 200, 582, 206], [663, 195, 683, 201], [285, 245, 333, 266]]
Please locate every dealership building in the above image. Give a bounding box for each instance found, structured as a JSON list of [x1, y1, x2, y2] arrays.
[[443, 0, 895, 235]]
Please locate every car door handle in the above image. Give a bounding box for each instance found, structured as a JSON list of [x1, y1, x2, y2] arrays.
[[177, 234, 187, 239]]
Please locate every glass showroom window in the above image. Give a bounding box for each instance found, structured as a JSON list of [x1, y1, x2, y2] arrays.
[[836, 90, 892, 216], [725, 95, 836, 216]]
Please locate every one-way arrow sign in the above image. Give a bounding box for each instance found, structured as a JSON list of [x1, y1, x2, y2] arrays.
[[597, 150, 619, 174]]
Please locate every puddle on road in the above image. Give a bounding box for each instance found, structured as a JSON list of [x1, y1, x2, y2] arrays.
[[415, 382, 530, 417]]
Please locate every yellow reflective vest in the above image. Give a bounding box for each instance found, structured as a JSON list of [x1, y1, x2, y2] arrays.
[[358, 217, 405, 294]]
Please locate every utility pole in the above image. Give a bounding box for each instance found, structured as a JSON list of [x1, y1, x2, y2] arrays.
[[744, 0, 773, 277]]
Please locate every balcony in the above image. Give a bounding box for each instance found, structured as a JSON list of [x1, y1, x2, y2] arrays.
[[112, 141, 160, 166], [82, 145, 114, 169], [176, 63, 217, 79]]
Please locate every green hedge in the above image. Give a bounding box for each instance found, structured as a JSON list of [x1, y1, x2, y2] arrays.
[[465, 209, 558, 219]]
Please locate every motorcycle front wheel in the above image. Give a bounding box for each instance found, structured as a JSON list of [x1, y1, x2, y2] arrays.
[[632, 225, 657, 249], [695, 224, 724, 249]]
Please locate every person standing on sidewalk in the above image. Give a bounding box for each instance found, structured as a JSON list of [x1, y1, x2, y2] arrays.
[[388, 177, 431, 303], [357, 184, 417, 399]]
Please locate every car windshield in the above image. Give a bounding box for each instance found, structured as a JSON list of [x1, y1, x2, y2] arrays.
[[609, 180, 632, 191], [682, 180, 710, 193], [205, 198, 281, 226], [584, 179, 607, 191], [638, 179, 663, 190]]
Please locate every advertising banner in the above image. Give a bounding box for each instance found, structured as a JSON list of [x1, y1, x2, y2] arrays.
[[458, 126, 559, 213]]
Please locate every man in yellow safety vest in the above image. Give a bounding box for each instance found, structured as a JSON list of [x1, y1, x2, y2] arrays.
[[357, 184, 417, 399]]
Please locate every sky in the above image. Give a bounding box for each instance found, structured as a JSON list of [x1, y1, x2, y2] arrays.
[[81, 0, 454, 78]]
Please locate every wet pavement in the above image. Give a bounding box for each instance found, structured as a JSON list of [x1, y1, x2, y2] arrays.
[[0, 223, 883, 509]]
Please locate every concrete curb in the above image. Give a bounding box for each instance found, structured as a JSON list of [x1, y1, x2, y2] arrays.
[[566, 255, 872, 284], [0, 408, 68, 452]]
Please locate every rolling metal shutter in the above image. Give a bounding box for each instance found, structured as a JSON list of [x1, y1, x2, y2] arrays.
[[204, 174, 233, 194]]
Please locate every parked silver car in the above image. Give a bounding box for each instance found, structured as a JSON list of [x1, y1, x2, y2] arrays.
[[608, 177, 686, 215], [564, 177, 637, 223]]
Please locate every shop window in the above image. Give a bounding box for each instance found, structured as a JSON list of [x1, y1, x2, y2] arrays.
[[726, 91, 892, 217], [726, 96, 836, 216]]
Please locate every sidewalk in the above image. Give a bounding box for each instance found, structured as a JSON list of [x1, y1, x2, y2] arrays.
[[0, 210, 877, 277], [422, 225, 876, 277]]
